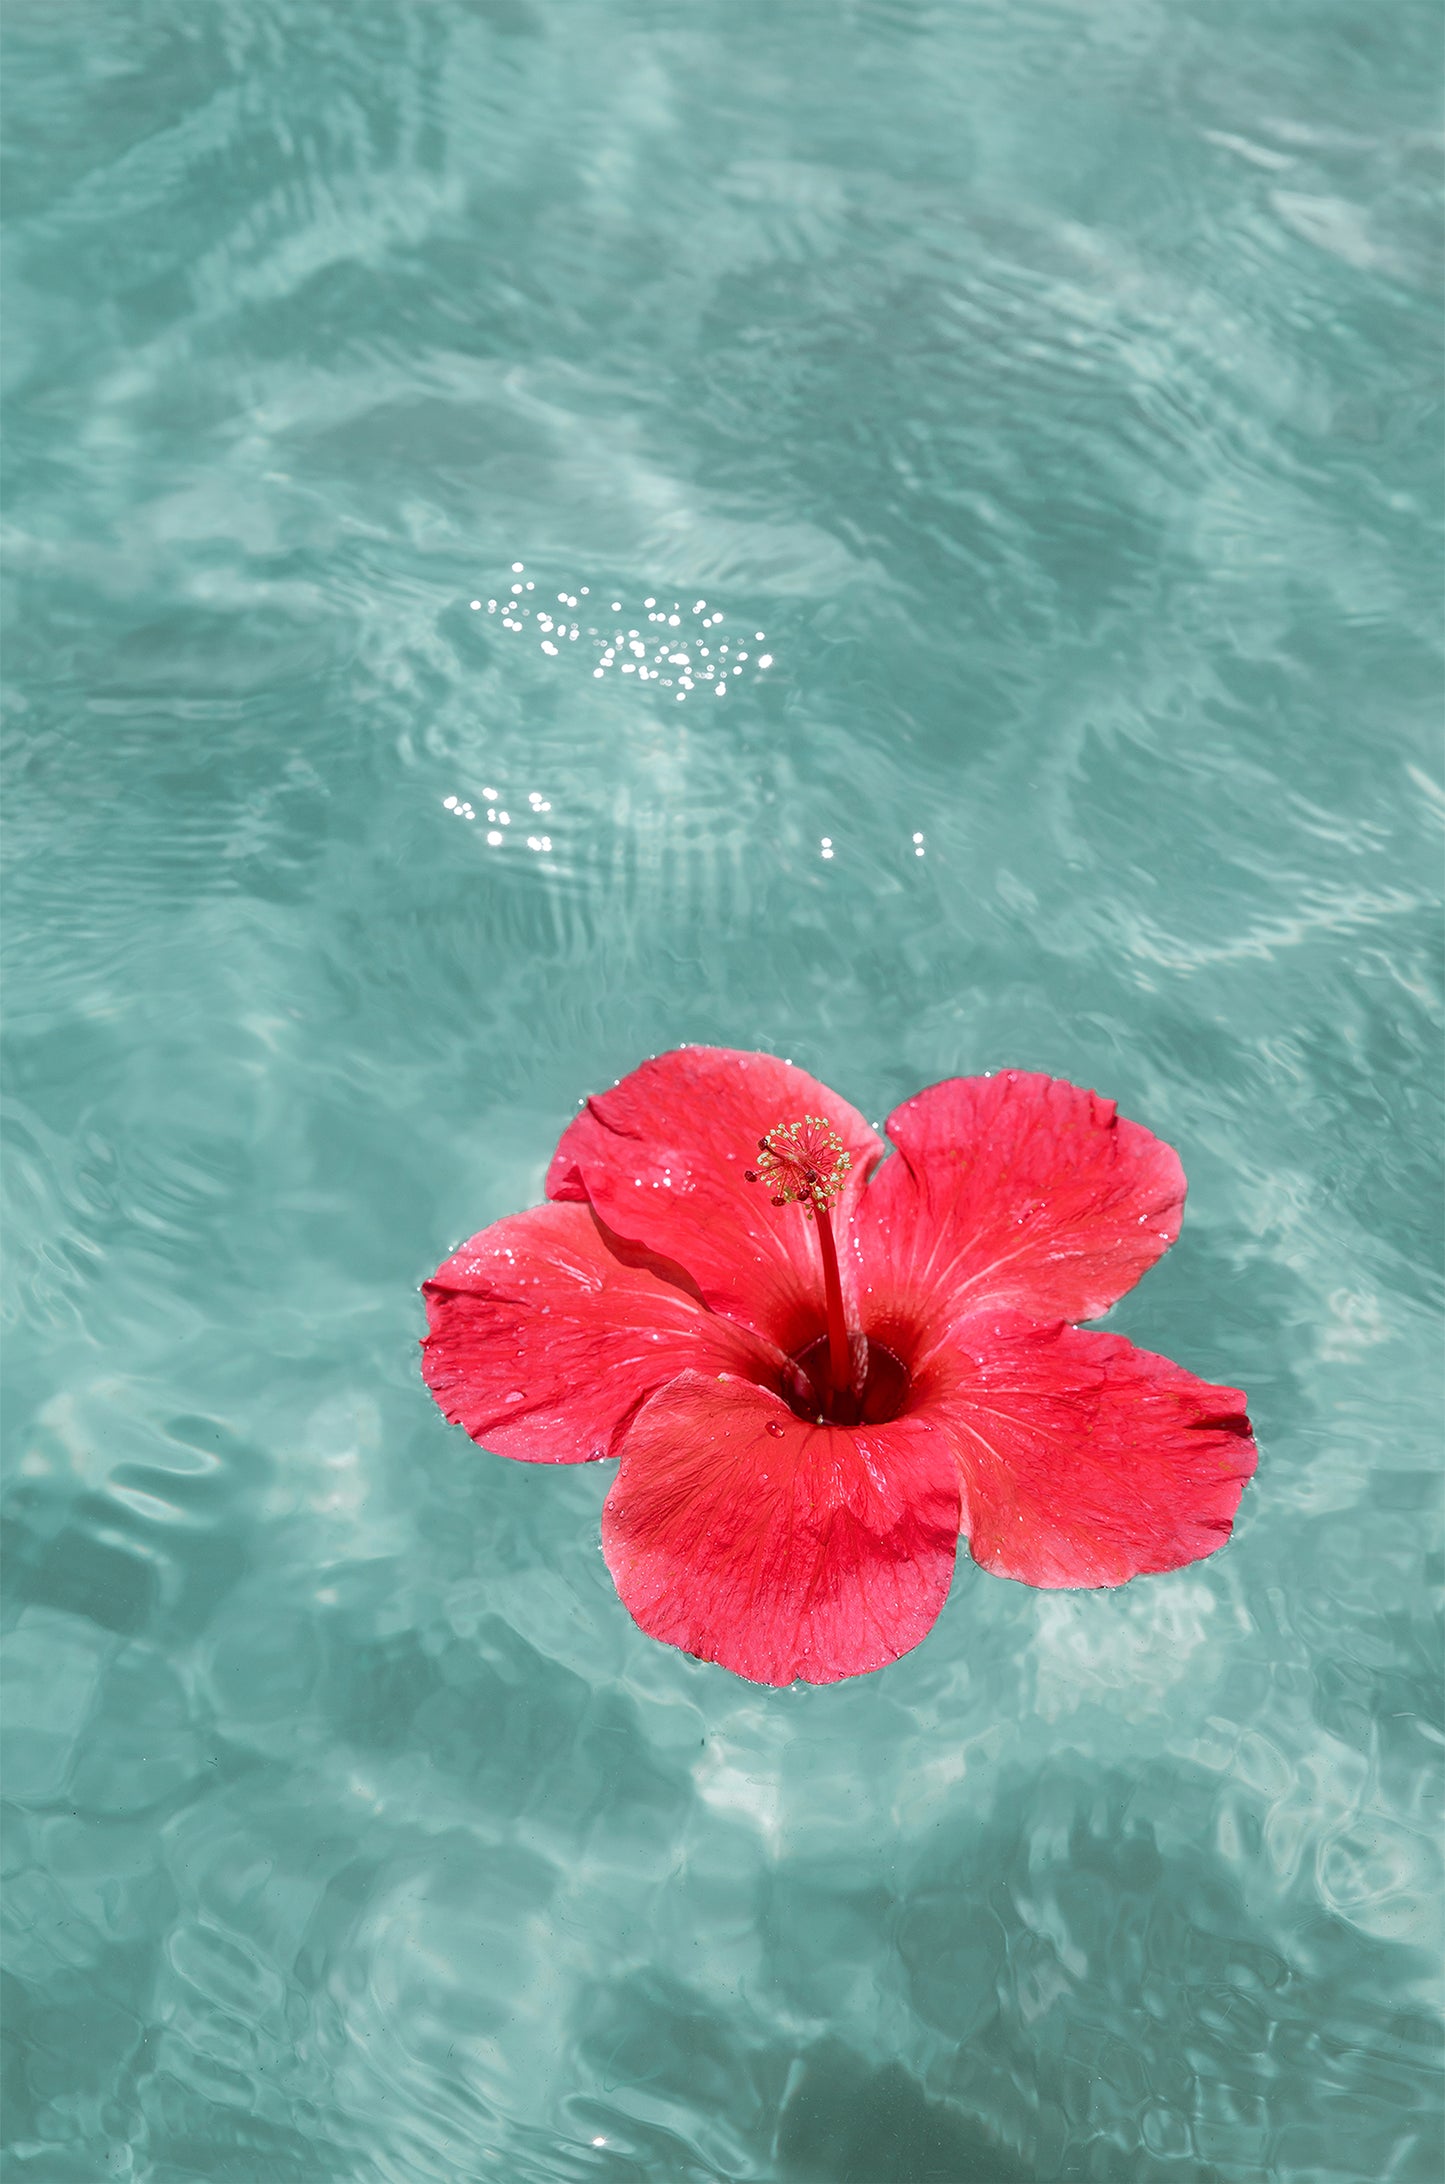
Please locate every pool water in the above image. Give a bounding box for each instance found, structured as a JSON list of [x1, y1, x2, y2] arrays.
[[3, 2, 1441, 2178]]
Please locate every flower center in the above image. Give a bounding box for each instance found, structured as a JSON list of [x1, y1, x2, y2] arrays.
[[745, 1116, 866, 1422], [784, 1331, 910, 1426]]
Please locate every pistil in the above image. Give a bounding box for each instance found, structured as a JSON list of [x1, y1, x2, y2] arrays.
[[810, 1194, 852, 1406], [746, 1116, 855, 1416]]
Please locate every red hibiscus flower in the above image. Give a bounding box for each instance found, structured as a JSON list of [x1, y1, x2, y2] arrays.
[[421, 1048, 1256, 1686]]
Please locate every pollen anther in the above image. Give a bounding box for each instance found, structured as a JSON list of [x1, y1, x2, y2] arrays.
[[748, 1117, 852, 1212]]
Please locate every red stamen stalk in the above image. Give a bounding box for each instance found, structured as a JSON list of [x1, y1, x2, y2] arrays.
[[811, 1197, 852, 1408], [748, 1114, 857, 1416]]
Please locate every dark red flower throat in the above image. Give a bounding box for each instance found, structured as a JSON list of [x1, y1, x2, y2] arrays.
[[746, 1116, 907, 1426]]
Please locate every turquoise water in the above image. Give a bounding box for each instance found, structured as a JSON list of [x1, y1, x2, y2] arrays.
[[3, 0, 1441, 2176]]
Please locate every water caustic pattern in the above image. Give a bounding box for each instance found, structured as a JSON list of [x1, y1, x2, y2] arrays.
[[1, 0, 1440, 2176]]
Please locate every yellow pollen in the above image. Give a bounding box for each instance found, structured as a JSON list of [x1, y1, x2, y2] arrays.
[[745, 1116, 851, 1215]]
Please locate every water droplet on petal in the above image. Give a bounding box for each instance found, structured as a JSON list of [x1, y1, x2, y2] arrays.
[[766, 1419, 786, 1438]]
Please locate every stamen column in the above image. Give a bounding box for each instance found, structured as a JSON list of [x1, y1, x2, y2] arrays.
[[746, 1115, 856, 1417]]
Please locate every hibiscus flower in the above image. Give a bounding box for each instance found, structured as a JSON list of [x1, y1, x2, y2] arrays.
[[421, 1048, 1255, 1686]]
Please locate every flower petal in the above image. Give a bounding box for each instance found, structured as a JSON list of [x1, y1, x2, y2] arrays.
[[422, 1205, 775, 1463], [923, 1314, 1256, 1588], [601, 1372, 961, 1684], [852, 1071, 1186, 1334], [546, 1046, 885, 1353]]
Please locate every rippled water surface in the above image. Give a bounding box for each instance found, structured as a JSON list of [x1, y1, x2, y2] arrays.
[[4, 2, 1442, 2177]]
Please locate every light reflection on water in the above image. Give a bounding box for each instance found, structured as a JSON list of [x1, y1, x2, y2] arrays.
[[3, 0, 1440, 2177]]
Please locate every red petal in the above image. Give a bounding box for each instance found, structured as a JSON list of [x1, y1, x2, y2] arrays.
[[601, 1372, 961, 1684], [852, 1071, 1186, 1334], [421, 1204, 775, 1463], [923, 1314, 1256, 1588], [546, 1047, 884, 1354]]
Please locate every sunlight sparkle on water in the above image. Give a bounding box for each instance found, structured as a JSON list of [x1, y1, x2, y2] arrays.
[[450, 571, 934, 870], [473, 568, 778, 700]]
